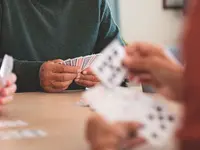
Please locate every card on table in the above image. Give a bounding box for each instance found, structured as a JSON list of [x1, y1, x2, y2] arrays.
[[0, 120, 28, 128], [0, 129, 47, 140]]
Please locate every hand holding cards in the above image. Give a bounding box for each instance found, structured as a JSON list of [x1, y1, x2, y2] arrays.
[[62, 54, 101, 88]]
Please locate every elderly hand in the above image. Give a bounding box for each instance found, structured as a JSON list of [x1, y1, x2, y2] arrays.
[[40, 59, 79, 93]]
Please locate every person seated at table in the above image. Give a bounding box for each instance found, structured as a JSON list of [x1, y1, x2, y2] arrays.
[[86, 42, 184, 150], [0, 73, 17, 106], [0, 0, 123, 93]]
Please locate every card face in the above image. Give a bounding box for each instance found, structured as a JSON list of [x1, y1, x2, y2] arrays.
[[0, 55, 13, 78], [0, 129, 47, 140], [91, 40, 127, 88]]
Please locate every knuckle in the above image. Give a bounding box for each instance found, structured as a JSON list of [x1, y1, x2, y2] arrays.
[[59, 65, 65, 73], [91, 76, 96, 81], [40, 79, 49, 87], [40, 63, 51, 75], [63, 74, 70, 81], [41, 62, 50, 70], [60, 82, 67, 88], [43, 87, 53, 93]]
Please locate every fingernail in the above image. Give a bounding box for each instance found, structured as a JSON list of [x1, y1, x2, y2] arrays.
[[83, 71, 87, 75], [75, 79, 79, 82]]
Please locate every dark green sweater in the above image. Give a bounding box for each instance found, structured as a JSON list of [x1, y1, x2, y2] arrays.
[[0, 0, 122, 92]]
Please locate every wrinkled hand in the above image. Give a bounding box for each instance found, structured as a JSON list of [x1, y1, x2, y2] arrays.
[[40, 59, 79, 93], [0, 73, 17, 105], [123, 42, 183, 100], [86, 114, 145, 150], [75, 68, 99, 87]]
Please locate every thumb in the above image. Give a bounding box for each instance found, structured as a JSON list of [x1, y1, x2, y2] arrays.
[[115, 122, 142, 139], [52, 59, 64, 63]]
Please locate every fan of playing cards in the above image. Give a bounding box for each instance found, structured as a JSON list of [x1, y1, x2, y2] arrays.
[[62, 54, 101, 72], [82, 40, 182, 150]]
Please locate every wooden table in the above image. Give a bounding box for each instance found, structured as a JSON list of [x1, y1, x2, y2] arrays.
[[0, 91, 91, 150], [0, 91, 182, 150]]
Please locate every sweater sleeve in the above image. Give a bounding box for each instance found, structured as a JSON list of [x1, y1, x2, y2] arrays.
[[70, 0, 125, 90], [93, 0, 124, 54], [13, 59, 44, 92]]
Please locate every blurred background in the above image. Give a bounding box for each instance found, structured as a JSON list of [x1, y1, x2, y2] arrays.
[[108, 0, 184, 46]]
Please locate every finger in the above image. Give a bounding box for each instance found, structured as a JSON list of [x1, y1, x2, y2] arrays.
[[50, 80, 72, 89], [86, 114, 110, 140], [5, 73, 17, 86], [126, 42, 164, 57], [138, 73, 151, 80], [82, 68, 93, 75], [75, 79, 98, 87], [115, 122, 142, 139], [128, 74, 135, 81], [124, 137, 146, 149], [125, 43, 139, 56], [52, 73, 77, 82], [52, 63, 79, 73], [52, 59, 63, 63], [0, 96, 14, 105], [137, 73, 152, 84], [77, 74, 99, 82], [123, 56, 152, 73], [1, 84, 17, 97], [43, 86, 67, 93]]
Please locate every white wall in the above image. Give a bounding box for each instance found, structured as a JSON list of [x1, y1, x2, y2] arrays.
[[119, 0, 184, 46]]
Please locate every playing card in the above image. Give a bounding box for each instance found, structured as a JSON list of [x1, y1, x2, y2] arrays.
[[82, 85, 181, 148], [0, 55, 13, 78], [76, 57, 83, 67], [86, 54, 100, 69], [82, 56, 92, 70], [0, 120, 28, 128], [0, 129, 47, 140], [64, 59, 71, 66], [0, 55, 14, 87], [91, 40, 127, 88], [163, 48, 180, 65]]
